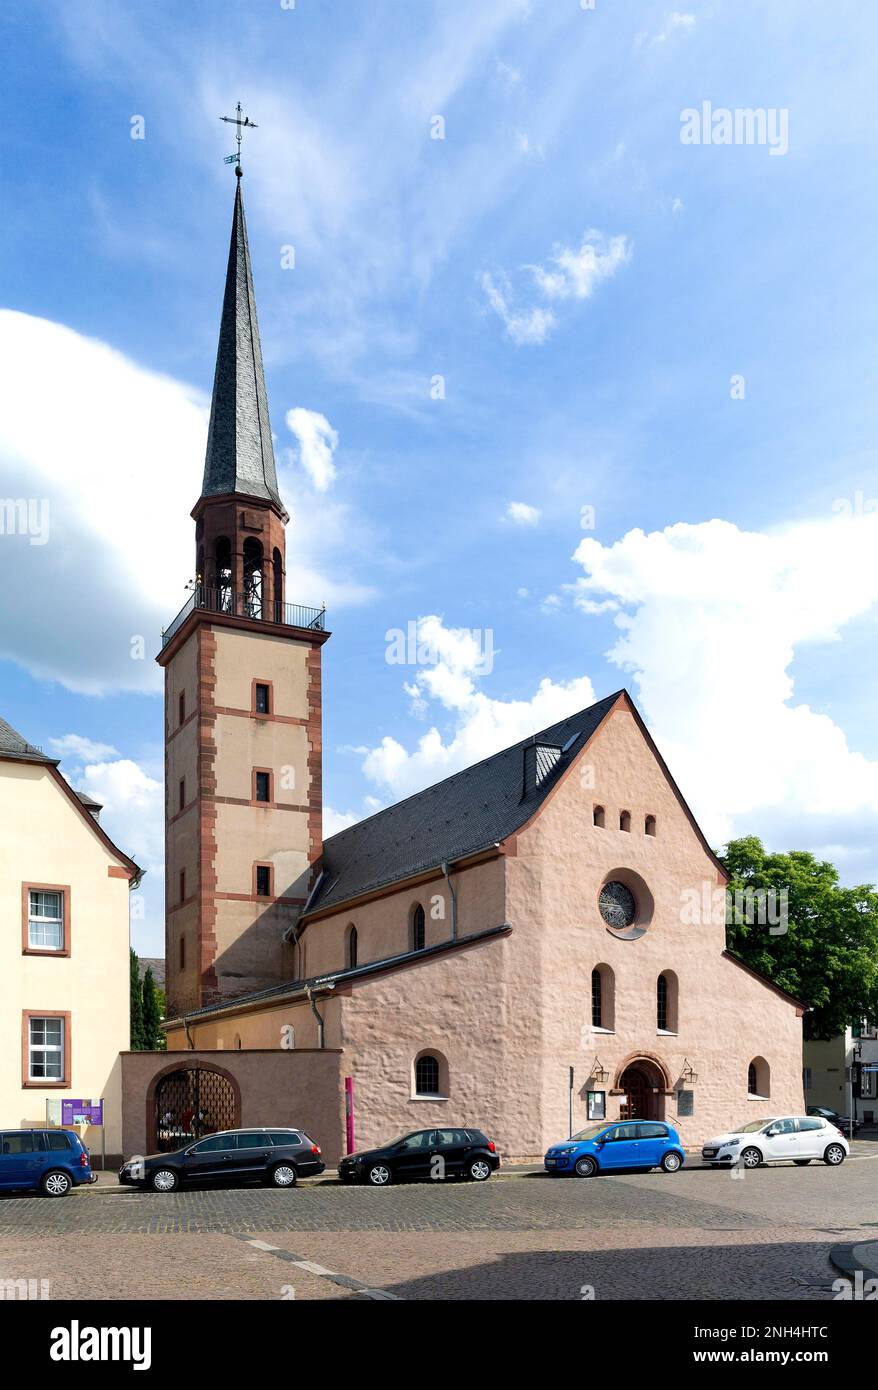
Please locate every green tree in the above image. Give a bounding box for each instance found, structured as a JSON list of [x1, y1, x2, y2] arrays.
[[720, 835, 878, 1039], [129, 947, 146, 1050], [141, 967, 164, 1050]]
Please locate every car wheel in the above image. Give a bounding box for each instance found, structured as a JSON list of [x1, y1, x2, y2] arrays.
[[366, 1163, 391, 1186], [269, 1163, 297, 1188], [823, 1143, 846, 1166], [660, 1151, 682, 1173], [740, 1147, 762, 1169], [150, 1168, 179, 1193], [41, 1170, 72, 1198], [574, 1155, 597, 1178], [793, 1159, 812, 1166], [468, 1158, 492, 1182]]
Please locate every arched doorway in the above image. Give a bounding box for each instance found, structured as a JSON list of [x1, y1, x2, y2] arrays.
[[152, 1066, 240, 1152], [618, 1057, 668, 1121]]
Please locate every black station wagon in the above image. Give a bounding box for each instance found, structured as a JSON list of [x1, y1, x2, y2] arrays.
[[118, 1127, 324, 1192]]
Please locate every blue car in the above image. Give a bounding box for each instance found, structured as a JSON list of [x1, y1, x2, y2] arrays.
[[0, 1128, 94, 1197], [544, 1120, 685, 1177]]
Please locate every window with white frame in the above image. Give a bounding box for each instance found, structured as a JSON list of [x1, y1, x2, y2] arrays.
[[28, 890, 64, 951], [28, 1016, 65, 1082]]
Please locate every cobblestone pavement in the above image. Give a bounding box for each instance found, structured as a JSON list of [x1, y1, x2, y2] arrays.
[[0, 1146, 875, 1300]]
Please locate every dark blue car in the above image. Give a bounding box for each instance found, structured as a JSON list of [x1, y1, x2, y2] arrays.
[[0, 1129, 94, 1196], [544, 1120, 685, 1177]]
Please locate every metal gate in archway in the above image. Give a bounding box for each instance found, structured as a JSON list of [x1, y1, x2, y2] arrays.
[[154, 1068, 239, 1152]]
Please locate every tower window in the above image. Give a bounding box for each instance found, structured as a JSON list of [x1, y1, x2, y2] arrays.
[[255, 865, 272, 897], [179, 691, 186, 726], [645, 814, 656, 836], [179, 934, 186, 970], [254, 770, 271, 803], [347, 925, 358, 969], [593, 805, 605, 828], [619, 810, 631, 832], [179, 778, 185, 813], [254, 682, 271, 715], [179, 869, 186, 903]]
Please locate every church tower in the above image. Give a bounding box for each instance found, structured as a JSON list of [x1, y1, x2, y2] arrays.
[[158, 168, 328, 1017]]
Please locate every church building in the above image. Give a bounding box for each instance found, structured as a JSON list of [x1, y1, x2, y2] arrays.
[[155, 170, 806, 1162]]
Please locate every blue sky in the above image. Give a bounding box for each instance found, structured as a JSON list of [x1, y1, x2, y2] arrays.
[[2, 0, 878, 955]]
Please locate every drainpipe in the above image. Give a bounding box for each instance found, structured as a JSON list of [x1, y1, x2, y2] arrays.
[[441, 860, 458, 941], [182, 1016, 195, 1051], [304, 986, 325, 1049]]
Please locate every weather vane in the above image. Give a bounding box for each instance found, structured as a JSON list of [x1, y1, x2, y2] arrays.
[[220, 101, 258, 176]]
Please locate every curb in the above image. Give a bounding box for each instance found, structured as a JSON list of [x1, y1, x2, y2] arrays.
[[829, 1240, 878, 1282]]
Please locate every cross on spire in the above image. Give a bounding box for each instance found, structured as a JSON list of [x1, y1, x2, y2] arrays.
[[220, 101, 258, 176]]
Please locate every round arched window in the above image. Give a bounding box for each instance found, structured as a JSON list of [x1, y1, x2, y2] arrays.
[[599, 881, 637, 930]]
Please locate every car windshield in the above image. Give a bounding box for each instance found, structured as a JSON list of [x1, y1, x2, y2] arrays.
[[569, 1125, 608, 1142], [734, 1118, 778, 1134]]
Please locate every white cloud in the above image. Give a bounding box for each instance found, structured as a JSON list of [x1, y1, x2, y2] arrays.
[[285, 407, 339, 492], [570, 511, 878, 868], [483, 231, 630, 345], [48, 734, 120, 762], [323, 806, 361, 836], [506, 501, 541, 527], [636, 11, 697, 49], [0, 312, 368, 693], [481, 273, 556, 345], [359, 615, 597, 800], [526, 232, 632, 302]]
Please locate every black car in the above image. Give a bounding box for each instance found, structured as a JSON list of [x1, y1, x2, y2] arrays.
[[338, 1127, 500, 1186], [806, 1105, 860, 1135], [118, 1128, 325, 1193]]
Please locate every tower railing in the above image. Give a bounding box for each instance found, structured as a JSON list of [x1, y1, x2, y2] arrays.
[[161, 585, 326, 648]]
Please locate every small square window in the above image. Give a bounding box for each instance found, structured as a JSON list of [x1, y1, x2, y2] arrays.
[[28, 1015, 65, 1082], [254, 683, 270, 715], [255, 771, 270, 803], [28, 889, 64, 951], [255, 865, 271, 897]]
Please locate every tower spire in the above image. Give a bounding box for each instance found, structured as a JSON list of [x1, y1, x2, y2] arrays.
[[200, 171, 285, 515]]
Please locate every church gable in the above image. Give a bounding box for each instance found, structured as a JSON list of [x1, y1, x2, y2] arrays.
[[513, 692, 725, 887]]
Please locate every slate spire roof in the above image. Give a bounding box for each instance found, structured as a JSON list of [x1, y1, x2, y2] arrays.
[[201, 178, 284, 512]]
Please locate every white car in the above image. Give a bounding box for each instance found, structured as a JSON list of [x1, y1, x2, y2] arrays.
[[701, 1115, 849, 1170]]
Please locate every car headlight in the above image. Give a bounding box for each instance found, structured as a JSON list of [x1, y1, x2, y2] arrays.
[[554, 1147, 575, 1155], [722, 1139, 740, 1148]]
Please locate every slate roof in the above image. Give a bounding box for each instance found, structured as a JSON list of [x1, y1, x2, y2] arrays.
[[306, 690, 625, 916], [201, 179, 284, 512], [0, 716, 53, 764]]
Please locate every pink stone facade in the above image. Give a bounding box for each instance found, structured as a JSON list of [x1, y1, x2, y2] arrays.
[[166, 696, 805, 1161]]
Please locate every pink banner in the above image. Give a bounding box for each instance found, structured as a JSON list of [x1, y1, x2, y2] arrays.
[[344, 1075, 355, 1154]]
